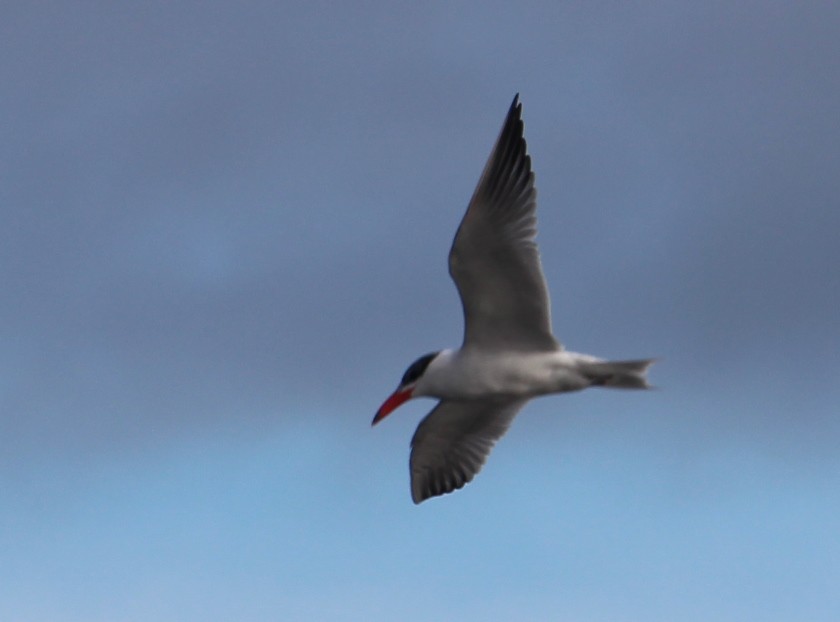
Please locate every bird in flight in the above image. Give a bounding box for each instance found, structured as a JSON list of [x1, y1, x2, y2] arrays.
[[373, 95, 654, 504]]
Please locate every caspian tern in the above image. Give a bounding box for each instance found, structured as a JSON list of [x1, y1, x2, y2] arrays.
[[373, 94, 654, 504]]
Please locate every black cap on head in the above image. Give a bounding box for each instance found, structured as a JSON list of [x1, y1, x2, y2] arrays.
[[400, 352, 439, 386]]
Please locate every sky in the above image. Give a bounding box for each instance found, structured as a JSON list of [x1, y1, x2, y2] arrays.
[[2, 1, 839, 620]]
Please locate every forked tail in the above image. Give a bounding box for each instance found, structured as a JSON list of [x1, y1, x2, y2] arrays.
[[579, 359, 656, 389]]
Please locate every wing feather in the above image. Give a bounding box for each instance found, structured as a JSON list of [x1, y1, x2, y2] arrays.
[[449, 95, 559, 352], [409, 399, 526, 503]]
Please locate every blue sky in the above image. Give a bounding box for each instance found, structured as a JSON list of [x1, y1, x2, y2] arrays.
[[2, 2, 839, 620]]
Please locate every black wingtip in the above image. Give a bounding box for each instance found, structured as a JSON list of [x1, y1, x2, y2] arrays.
[[506, 94, 523, 129]]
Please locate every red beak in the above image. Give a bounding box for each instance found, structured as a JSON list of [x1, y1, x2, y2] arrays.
[[372, 387, 413, 425]]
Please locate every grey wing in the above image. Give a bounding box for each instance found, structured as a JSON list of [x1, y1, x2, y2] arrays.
[[449, 94, 559, 352], [409, 399, 527, 504]]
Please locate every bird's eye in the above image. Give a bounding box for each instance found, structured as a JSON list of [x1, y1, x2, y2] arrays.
[[401, 367, 419, 385], [400, 352, 438, 386]]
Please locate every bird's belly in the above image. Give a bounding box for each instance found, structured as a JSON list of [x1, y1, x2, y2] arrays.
[[494, 356, 590, 396], [431, 351, 593, 400]]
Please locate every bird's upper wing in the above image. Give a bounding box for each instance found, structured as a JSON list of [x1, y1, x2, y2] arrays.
[[449, 94, 559, 352], [409, 398, 527, 503]]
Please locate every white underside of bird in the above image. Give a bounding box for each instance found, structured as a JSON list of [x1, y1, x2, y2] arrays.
[[373, 94, 655, 504], [413, 348, 650, 400]]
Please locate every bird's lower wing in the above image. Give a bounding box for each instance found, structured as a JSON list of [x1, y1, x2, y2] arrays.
[[409, 398, 527, 503]]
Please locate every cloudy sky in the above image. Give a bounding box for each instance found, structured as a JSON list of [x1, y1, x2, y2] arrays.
[[3, 2, 839, 620]]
